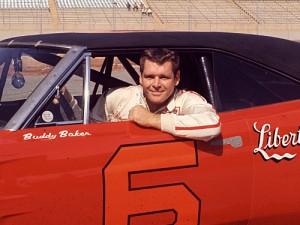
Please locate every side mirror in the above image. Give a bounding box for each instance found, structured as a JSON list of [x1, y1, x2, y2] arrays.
[[12, 72, 25, 89], [12, 57, 24, 89]]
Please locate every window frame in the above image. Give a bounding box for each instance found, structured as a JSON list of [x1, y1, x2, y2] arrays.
[[4, 46, 87, 131], [212, 51, 300, 112]]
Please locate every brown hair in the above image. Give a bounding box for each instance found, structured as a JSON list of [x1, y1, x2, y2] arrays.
[[140, 48, 180, 75]]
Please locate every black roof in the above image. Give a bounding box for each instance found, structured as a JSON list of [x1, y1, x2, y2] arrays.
[[1, 31, 300, 80]]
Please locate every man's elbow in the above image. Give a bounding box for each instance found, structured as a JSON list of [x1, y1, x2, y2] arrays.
[[202, 123, 221, 142]]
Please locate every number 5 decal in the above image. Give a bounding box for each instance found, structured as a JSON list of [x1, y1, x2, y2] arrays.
[[103, 140, 201, 225]]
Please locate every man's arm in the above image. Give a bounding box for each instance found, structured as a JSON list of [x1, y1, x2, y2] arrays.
[[160, 93, 221, 141], [128, 93, 221, 141], [160, 111, 220, 141], [59, 86, 82, 120]]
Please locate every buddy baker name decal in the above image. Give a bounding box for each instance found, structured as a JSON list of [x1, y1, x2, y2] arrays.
[[23, 130, 91, 141], [253, 122, 299, 161]]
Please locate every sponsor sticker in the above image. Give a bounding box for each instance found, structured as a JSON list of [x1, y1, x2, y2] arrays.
[[42, 111, 54, 122], [253, 122, 299, 161]]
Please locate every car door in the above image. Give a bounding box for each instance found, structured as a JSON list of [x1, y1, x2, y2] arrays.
[[93, 51, 255, 224]]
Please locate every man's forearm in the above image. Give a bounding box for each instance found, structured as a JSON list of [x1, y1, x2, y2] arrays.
[[161, 113, 221, 141]]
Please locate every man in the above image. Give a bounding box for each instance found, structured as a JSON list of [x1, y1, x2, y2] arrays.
[[126, 1, 131, 11], [90, 48, 221, 141], [147, 7, 152, 16]]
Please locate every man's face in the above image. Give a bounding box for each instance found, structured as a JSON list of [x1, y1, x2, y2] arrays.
[[140, 59, 180, 111]]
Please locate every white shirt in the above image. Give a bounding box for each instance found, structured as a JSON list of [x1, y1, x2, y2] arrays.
[[90, 85, 221, 141]]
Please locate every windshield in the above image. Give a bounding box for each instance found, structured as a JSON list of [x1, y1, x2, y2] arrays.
[[0, 47, 66, 128]]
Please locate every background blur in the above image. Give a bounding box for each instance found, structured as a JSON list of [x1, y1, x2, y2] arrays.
[[0, 0, 299, 40]]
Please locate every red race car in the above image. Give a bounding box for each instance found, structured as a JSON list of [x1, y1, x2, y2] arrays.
[[1, 32, 300, 225]]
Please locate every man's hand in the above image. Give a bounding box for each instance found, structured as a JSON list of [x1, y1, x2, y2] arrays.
[[53, 86, 73, 104], [128, 105, 161, 130]]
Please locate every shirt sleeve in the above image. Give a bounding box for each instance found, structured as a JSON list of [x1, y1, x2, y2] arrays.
[[160, 92, 221, 141]]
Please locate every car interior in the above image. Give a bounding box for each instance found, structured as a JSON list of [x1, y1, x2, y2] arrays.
[[1, 47, 300, 129]]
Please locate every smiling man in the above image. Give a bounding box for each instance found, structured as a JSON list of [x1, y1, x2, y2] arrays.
[[90, 48, 221, 141]]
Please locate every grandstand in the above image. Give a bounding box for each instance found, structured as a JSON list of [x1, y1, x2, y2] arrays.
[[56, 0, 154, 30], [0, 0, 299, 40], [149, 0, 254, 24], [0, 0, 51, 24], [236, 0, 300, 24]]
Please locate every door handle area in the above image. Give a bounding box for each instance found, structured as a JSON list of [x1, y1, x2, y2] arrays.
[[210, 136, 243, 148]]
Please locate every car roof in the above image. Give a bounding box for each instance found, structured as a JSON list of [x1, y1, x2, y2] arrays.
[[1, 31, 300, 81]]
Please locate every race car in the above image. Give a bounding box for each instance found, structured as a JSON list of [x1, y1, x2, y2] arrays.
[[0, 32, 300, 225]]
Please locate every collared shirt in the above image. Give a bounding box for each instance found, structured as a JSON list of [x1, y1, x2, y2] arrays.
[[90, 85, 221, 141]]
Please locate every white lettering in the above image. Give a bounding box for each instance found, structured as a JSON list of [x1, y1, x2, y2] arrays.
[[23, 132, 56, 141], [253, 122, 299, 161], [291, 130, 300, 146], [23, 130, 91, 141], [59, 130, 68, 138], [281, 134, 290, 147], [23, 133, 33, 140], [59, 130, 91, 138]]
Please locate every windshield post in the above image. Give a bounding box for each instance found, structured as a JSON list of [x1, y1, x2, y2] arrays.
[[83, 53, 91, 124]]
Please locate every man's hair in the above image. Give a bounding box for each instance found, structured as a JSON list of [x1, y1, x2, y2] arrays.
[[140, 48, 180, 74]]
